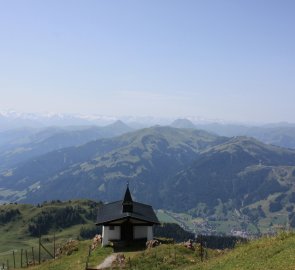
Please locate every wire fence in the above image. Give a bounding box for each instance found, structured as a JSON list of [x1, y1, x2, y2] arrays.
[[0, 235, 56, 269]]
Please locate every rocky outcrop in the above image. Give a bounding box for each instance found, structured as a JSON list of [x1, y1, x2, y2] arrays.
[[183, 239, 195, 251], [146, 239, 161, 249], [91, 234, 102, 250]]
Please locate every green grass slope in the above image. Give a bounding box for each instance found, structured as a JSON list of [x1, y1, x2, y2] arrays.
[[202, 231, 295, 270], [28, 241, 113, 270], [0, 200, 100, 254], [127, 232, 295, 270], [22, 232, 295, 270], [0, 200, 103, 270]]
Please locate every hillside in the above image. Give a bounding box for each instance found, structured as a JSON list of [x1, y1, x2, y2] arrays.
[[0, 200, 101, 254], [202, 231, 295, 270], [1, 127, 295, 233], [161, 137, 295, 234], [0, 200, 195, 252], [0, 200, 196, 270], [7, 231, 295, 270], [164, 136, 295, 210], [129, 232, 295, 270], [0, 126, 224, 204]]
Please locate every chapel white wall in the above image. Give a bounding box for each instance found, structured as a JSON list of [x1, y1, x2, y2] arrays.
[[102, 225, 121, 246], [147, 226, 153, 241], [134, 226, 148, 239]]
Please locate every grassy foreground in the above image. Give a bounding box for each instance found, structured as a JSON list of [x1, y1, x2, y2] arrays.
[[3, 232, 295, 270], [201, 231, 295, 270]]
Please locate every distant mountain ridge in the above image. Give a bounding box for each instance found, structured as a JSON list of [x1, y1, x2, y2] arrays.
[[171, 119, 196, 129], [0, 121, 132, 170], [169, 118, 295, 149], [194, 123, 295, 148], [2, 111, 295, 149]]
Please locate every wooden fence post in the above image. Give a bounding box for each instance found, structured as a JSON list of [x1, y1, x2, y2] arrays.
[[38, 236, 41, 265], [32, 247, 35, 266], [128, 257, 131, 269], [174, 246, 176, 262], [53, 232, 56, 259], [12, 251, 16, 269], [25, 250, 28, 267], [200, 235, 204, 262], [20, 249, 23, 268]]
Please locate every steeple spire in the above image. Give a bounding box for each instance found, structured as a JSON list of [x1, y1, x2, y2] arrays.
[[122, 182, 133, 212]]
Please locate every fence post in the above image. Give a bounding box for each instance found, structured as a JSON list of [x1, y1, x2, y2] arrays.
[[13, 251, 16, 269], [38, 236, 41, 265], [25, 250, 28, 268], [39, 242, 54, 259], [128, 257, 131, 269], [21, 249, 23, 268], [53, 232, 56, 259], [32, 247, 35, 266], [174, 246, 176, 262], [200, 235, 203, 262]]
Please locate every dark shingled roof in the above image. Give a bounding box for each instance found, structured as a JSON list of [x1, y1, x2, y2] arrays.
[[96, 200, 160, 225]]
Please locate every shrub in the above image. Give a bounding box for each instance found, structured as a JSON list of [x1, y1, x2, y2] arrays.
[[196, 235, 247, 249], [80, 225, 102, 239], [153, 223, 194, 242], [0, 209, 21, 224], [28, 206, 85, 236]]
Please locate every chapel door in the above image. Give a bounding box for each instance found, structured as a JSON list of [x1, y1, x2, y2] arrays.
[[121, 221, 133, 241]]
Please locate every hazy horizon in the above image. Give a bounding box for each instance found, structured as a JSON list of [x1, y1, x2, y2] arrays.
[[2, 109, 295, 127], [1, 1, 295, 123]]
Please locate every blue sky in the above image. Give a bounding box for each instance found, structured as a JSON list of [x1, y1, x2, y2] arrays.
[[0, 1, 294, 123]]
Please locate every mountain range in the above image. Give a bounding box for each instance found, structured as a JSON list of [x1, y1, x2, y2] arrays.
[[0, 127, 225, 202], [1, 121, 295, 233], [2, 111, 295, 149]]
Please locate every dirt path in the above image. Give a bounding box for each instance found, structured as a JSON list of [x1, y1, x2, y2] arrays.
[[96, 254, 118, 270]]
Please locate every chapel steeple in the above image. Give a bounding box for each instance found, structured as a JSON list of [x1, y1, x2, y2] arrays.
[[122, 183, 133, 213]]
